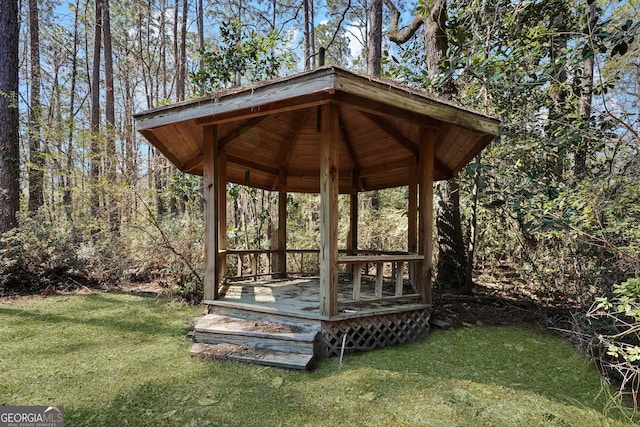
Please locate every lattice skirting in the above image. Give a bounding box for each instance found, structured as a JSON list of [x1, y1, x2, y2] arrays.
[[318, 309, 431, 358]]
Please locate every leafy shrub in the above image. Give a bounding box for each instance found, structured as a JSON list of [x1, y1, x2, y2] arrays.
[[0, 211, 207, 302], [126, 214, 205, 303], [573, 278, 640, 409], [0, 216, 119, 294]]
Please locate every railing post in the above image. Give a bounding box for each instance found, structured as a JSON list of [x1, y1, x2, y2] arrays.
[[252, 252, 258, 281], [375, 262, 384, 298], [395, 261, 404, 296], [352, 262, 362, 301]]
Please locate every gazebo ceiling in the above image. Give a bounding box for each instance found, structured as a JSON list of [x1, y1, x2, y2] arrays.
[[134, 66, 500, 193]]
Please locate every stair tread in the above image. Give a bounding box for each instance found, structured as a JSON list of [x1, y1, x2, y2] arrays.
[[190, 342, 315, 370], [194, 314, 319, 341]]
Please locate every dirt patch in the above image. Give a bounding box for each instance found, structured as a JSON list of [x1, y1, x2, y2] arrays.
[[431, 280, 578, 330], [190, 342, 250, 360], [252, 321, 305, 334]]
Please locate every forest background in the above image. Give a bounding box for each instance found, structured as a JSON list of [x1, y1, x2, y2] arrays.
[[0, 0, 639, 398]]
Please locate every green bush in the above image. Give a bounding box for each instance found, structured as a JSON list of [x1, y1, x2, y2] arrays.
[[0, 216, 119, 294], [574, 278, 640, 408]]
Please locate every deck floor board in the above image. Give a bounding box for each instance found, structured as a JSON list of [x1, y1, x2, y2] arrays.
[[209, 275, 428, 320]]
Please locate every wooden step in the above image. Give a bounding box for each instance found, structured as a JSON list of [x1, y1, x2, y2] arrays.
[[190, 343, 316, 370], [209, 306, 322, 330], [193, 314, 319, 355]]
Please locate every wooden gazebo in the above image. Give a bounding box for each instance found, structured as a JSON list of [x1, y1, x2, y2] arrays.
[[135, 66, 499, 369]]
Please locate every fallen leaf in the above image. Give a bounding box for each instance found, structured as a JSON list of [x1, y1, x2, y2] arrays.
[[197, 398, 218, 406]]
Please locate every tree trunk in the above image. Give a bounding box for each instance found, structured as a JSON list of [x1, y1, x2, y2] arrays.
[[176, 0, 187, 101], [367, 0, 382, 77], [422, 0, 447, 78], [423, 0, 468, 290], [154, 151, 166, 217], [367, 0, 383, 213], [303, 0, 312, 70], [0, 0, 20, 233], [435, 178, 467, 289], [575, 0, 597, 178], [103, 0, 118, 232], [197, 0, 203, 74], [383, 0, 467, 290], [90, 0, 103, 219], [63, 0, 81, 223], [465, 156, 481, 293], [310, 1, 315, 68], [28, 0, 44, 213], [123, 68, 136, 223]]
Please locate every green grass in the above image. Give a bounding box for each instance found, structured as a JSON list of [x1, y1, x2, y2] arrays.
[[0, 293, 635, 426]]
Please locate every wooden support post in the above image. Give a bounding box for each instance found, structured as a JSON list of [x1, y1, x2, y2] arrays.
[[418, 129, 435, 305], [319, 103, 339, 317], [237, 255, 242, 276], [218, 150, 227, 285], [395, 261, 404, 296], [349, 171, 359, 255], [408, 159, 418, 288], [375, 262, 384, 298], [277, 171, 287, 278], [203, 125, 220, 301], [352, 262, 362, 301]]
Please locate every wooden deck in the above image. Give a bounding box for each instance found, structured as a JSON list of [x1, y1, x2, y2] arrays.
[[192, 275, 431, 369], [208, 274, 430, 320]]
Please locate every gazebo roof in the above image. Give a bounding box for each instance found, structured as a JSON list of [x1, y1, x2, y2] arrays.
[[134, 65, 499, 193]]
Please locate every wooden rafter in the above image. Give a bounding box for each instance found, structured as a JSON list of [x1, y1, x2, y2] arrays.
[[360, 112, 418, 157], [338, 113, 359, 171], [333, 92, 441, 132], [182, 153, 204, 172], [219, 116, 269, 149], [360, 159, 410, 177], [140, 130, 183, 170], [270, 109, 310, 190], [227, 154, 280, 177]]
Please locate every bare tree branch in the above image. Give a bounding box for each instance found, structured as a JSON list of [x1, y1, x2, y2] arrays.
[[325, 0, 352, 52], [382, 0, 426, 44]]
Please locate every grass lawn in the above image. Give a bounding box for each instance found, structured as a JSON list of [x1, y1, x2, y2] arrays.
[[0, 292, 635, 426]]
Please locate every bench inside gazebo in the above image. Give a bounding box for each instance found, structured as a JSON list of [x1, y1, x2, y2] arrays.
[[134, 65, 499, 370]]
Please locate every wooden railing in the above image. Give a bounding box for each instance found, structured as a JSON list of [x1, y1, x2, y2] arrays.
[[223, 249, 321, 281], [221, 249, 424, 303], [337, 253, 423, 301]]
